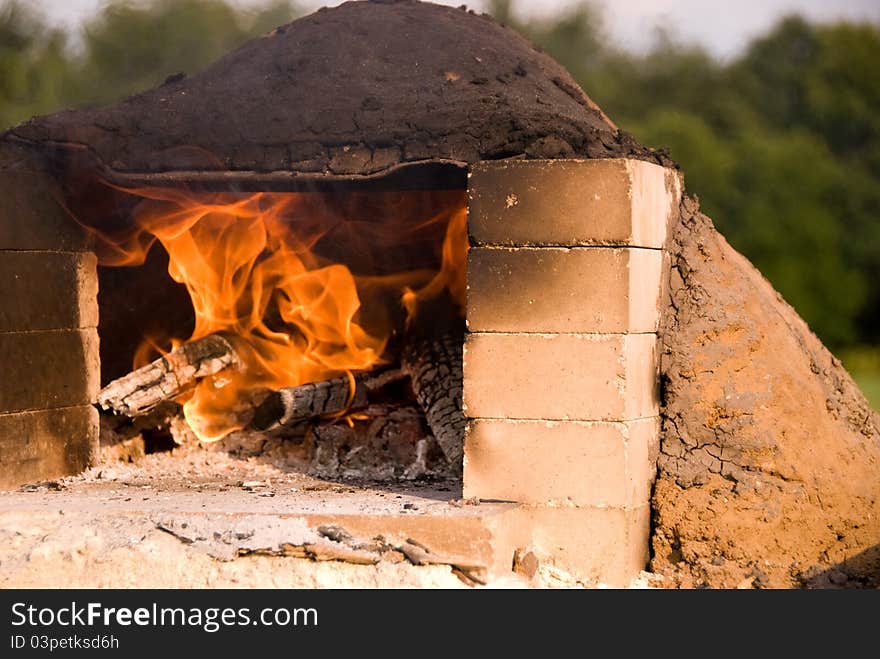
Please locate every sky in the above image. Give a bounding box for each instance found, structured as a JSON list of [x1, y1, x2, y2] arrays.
[[31, 0, 880, 59]]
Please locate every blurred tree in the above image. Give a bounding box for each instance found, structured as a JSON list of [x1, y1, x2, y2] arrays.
[[0, 2, 71, 128], [74, 0, 299, 106], [732, 17, 880, 342], [0, 0, 300, 126]]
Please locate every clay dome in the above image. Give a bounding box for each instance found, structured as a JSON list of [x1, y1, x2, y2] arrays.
[[6, 0, 667, 187]]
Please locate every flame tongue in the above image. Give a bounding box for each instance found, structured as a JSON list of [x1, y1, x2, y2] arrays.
[[92, 187, 467, 442]]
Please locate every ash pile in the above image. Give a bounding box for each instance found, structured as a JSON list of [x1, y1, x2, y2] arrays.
[[98, 331, 462, 482]]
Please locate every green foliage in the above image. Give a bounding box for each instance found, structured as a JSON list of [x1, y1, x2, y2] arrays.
[[75, 0, 298, 106], [0, 0, 300, 126], [1, 0, 878, 349], [840, 346, 880, 411], [0, 3, 70, 128]]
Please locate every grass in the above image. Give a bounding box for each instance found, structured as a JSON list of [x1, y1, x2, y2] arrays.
[[852, 373, 880, 412], [839, 346, 880, 412]]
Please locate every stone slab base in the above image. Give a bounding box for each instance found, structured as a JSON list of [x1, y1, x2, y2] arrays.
[[0, 455, 647, 588]]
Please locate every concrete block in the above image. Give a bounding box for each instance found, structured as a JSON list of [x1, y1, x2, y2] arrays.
[[0, 329, 100, 413], [0, 143, 90, 251], [0, 251, 98, 331], [463, 332, 659, 421], [466, 246, 663, 332], [463, 417, 659, 507], [0, 405, 98, 489], [468, 158, 681, 248], [511, 504, 651, 587]]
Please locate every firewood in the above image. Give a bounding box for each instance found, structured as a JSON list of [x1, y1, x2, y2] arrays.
[[96, 334, 238, 417], [402, 331, 465, 466], [401, 290, 466, 466], [250, 369, 407, 431]]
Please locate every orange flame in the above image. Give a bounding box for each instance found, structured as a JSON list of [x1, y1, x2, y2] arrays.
[[88, 187, 467, 441]]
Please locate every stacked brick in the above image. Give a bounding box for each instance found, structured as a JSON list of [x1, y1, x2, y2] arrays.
[[463, 158, 681, 586], [0, 144, 99, 489]]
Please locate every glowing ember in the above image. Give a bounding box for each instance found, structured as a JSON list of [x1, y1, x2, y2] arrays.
[[87, 187, 467, 441]]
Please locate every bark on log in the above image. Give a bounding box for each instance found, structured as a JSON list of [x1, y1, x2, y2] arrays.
[[402, 332, 465, 466], [96, 334, 238, 417], [250, 369, 407, 431], [401, 291, 466, 466]]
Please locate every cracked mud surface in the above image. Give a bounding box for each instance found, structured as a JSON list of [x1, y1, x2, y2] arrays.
[[653, 195, 880, 588]]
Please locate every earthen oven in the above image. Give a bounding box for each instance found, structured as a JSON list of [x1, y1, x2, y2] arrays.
[[2, 1, 877, 589]]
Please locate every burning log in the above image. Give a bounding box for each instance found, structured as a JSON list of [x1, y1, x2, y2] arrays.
[[250, 368, 407, 431], [96, 334, 238, 417]]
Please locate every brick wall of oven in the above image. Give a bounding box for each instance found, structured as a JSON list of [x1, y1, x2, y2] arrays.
[[463, 158, 681, 585], [0, 147, 682, 588], [0, 143, 99, 489]]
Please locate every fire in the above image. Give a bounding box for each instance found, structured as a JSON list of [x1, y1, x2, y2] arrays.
[[87, 186, 467, 441]]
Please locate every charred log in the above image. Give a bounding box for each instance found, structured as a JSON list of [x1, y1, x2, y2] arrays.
[[402, 333, 465, 467], [96, 334, 238, 417], [250, 369, 407, 431], [402, 292, 466, 466]]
